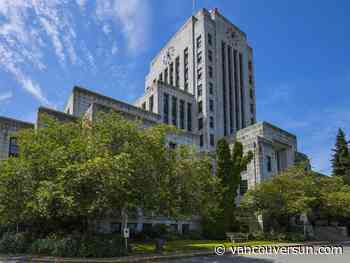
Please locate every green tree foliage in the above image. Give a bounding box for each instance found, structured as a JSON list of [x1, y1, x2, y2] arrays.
[[204, 139, 252, 238], [331, 128, 350, 184], [0, 112, 220, 234], [241, 165, 350, 232]]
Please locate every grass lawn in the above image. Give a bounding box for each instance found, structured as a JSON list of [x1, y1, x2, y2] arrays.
[[131, 240, 278, 254]]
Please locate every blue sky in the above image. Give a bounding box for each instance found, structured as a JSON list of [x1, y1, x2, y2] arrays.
[[0, 0, 349, 174]]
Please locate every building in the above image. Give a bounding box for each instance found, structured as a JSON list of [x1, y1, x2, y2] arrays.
[[0, 116, 34, 160], [138, 8, 256, 152], [0, 8, 308, 232]]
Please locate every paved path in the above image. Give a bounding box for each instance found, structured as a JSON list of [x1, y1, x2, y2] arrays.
[[159, 245, 350, 263]]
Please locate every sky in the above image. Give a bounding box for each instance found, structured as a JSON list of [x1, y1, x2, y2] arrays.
[[0, 0, 349, 175]]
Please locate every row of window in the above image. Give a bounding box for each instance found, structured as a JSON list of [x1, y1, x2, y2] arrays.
[[222, 42, 251, 135], [141, 95, 155, 113], [8, 137, 18, 157], [157, 48, 189, 91], [197, 83, 214, 97], [199, 133, 215, 147], [163, 93, 192, 132], [197, 116, 215, 131]]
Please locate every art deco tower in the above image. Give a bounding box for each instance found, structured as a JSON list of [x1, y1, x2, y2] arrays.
[[139, 8, 256, 151]]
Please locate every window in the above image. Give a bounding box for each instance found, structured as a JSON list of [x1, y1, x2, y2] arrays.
[[153, 78, 156, 84], [248, 60, 253, 71], [163, 93, 169, 124], [249, 74, 253, 85], [110, 222, 121, 233], [184, 82, 189, 92], [184, 48, 189, 64], [169, 142, 177, 149], [267, 156, 272, 172], [127, 223, 137, 236], [180, 100, 185, 129], [164, 68, 168, 84], [198, 118, 203, 130], [8, 137, 19, 157], [208, 33, 212, 46], [149, 95, 154, 112], [142, 102, 146, 110], [209, 99, 214, 112], [209, 82, 214, 94], [198, 101, 203, 114], [209, 116, 214, 128], [251, 117, 255, 125], [249, 88, 254, 99], [172, 96, 177, 126], [169, 62, 174, 85], [187, 103, 192, 131], [197, 84, 202, 97], [159, 72, 163, 81], [175, 56, 180, 87], [196, 35, 202, 49], [208, 66, 213, 78], [197, 67, 202, 81], [208, 50, 213, 62], [184, 48, 189, 91], [199, 134, 204, 147], [250, 103, 254, 114], [197, 51, 202, 64], [184, 68, 189, 81], [240, 180, 248, 195], [182, 224, 190, 234], [210, 134, 215, 146]]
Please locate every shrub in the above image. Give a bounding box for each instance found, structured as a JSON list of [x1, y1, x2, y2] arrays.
[[0, 232, 32, 254], [286, 232, 306, 242], [29, 234, 125, 258], [78, 234, 125, 258], [182, 230, 203, 240], [29, 238, 56, 255], [248, 231, 265, 241]]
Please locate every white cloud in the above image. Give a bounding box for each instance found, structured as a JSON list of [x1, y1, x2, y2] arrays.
[[0, 91, 13, 102], [95, 0, 151, 54], [15, 70, 50, 106], [0, 0, 149, 107], [76, 0, 87, 9]]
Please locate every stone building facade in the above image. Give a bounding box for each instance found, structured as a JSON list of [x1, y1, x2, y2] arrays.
[[142, 8, 256, 151], [0, 116, 34, 160]]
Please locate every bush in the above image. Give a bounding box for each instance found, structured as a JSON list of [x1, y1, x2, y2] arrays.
[[29, 238, 56, 255], [0, 232, 32, 254], [29, 234, 125, 257], [286, 232, 306, 242], [248, 231, 265, 241], [78, 234, 125, 258], [138, 224, 170, 240], [182, 230, 203, 240]]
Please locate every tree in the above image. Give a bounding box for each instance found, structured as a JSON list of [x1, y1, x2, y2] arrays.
[[0, 112, 221, 235], [331, 128, 350, 184], [205, 139, 252, 238], [241, 165, 350, 232]]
